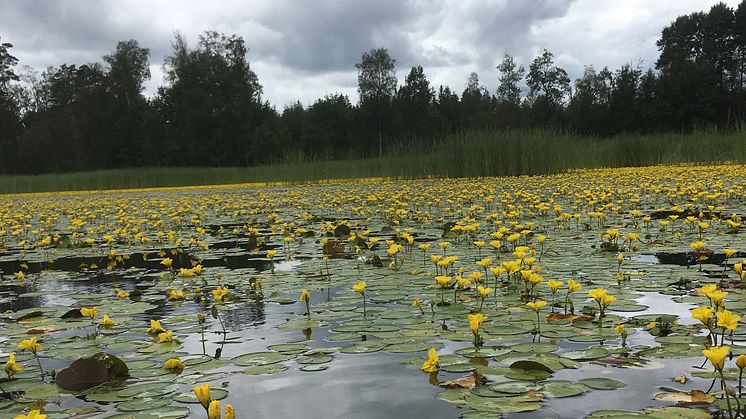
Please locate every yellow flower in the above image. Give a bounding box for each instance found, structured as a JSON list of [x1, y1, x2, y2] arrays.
[[476, 258, 492, 269], [477, 285, 492, 299], [526, 300, 547, 313], [716, 310, 740, 331], [167, 289, 185, 300], [616, 253, 624, 264], [80, 307, 97, 318], [690, 241, 705, 252], [14, 271, 25, 280], [707, 289, 728, 307], [208, 400, 221, 419], [411, 298, 422, 308], [468, 313, 486, 334], [161, 257, 173, 268], [147, 319, 166, 335], [299, 290, 310, 301], [352, 281, 366, 294], [547, 280, 563, 293], [435, 276, 452, 288], [158, 330, 174, 343], [567, 279, 582, 293], [537, 235, 546, 244], [697, 284, 718, 297], [647, 321, 658, 329], [724, 249, 738, 258], [212, 286, 230, 302], [99, 314, 115, 327], [5, 353, 23, 376], [456, 276, 472, 289], [737, 354, 746, 370], [164, 358, 185, 371], [116, 289, 129, 298], [13, 410, 46, 419], [527, 273, 542, 285], [439, 241, 450, 250], [703, 345, 730, 371], [614, 324, 625, 334], [468, 271, 484, 283], [225, 404, 236, 419], [588, 288, 608, 302], [194, 383, 211, 409], [420, 347, 439, 373], [267, 250, 277, 260], [601, 294, 617, 308], [735, 262, 744, 276], [18, 337, 43, 354], [691, 306, 714, 325]]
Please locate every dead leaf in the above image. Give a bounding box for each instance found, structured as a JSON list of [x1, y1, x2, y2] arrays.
[[545, 313, 594, 323], [438, 371, 487, 389], [653, 389, 715, 405], [27, 326, 68, 335]]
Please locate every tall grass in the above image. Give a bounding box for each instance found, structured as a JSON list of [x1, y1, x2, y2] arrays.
[[1, 129, 744, 194]]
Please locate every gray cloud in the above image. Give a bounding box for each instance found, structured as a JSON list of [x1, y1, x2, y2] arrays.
[[0, 0, 741, 107]]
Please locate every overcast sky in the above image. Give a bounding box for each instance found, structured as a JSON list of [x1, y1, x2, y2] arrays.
[[0, 0, 740, 109]]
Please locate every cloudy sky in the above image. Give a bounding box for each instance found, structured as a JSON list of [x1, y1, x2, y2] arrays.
[[0, 0, 740, 108]]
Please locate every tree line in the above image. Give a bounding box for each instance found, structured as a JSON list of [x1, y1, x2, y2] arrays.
[[0, 2, 744, 174]]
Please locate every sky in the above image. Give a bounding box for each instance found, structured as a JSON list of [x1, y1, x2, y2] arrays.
[[0, 0, 741, 109]]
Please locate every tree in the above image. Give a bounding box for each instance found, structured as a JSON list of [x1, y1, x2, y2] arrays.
[[496, 53, 524, 106], [396, 65, 434, 137], [434, 85, 460, 132], [161, 31, 265, 166], [567, 65, 612, 134], [356, 48, 397, 156], [104, 40, 150, 108], [526, 49, 570, 125], [0, 36, 20, 172]]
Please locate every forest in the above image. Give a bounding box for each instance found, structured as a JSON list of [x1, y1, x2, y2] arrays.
[[0, 1, 744, 175]]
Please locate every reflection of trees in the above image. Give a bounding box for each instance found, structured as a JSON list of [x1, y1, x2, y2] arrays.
[[221, 298, 266, 330], [0, 282, 39, 312]]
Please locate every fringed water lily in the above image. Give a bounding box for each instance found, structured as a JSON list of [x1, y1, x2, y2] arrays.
[[164, 358, 185, 371], [468, 313, 486, 347], [353, 281, 367, 316], [707, 289, 728, 308], [147, 319, 166, 335], [526, 300, 546, 336], [80, 307, 97, 319], [4, 353, 23, 377], [99, 314, 115, 327], [13, 410, 46, 419], [194, 382, 211, 409], [18, 338, 43, 380], [717, 309, 740, 333], [167, 289, 185, 300], [208, 400, 221, 419], [300, 289, 311, 318], [212, 286, 230, 302], [412, 298, 424, 315], [420, 347, 439, 373], [588, 288, 615, 320], [225, 404, 236, 419], [703, 345, 734, 417], [546, 280, 563, 312], [158, 330, 175, 343], [615, 324, 627, 347]]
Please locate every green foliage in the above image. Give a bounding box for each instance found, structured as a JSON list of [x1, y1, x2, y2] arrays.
[[1, 128, 743, 194]]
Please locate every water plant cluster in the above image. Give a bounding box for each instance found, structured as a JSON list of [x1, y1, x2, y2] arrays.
[[0, 163, 744, 418]]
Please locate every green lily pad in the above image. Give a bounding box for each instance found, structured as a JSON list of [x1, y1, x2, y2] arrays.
[[580, 377, 627, 390]]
